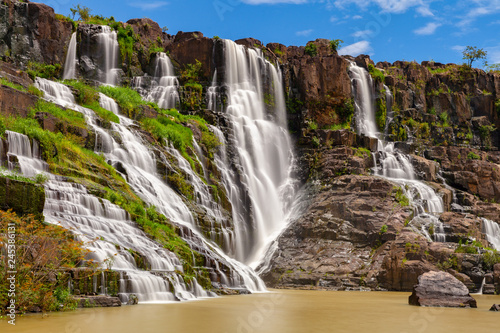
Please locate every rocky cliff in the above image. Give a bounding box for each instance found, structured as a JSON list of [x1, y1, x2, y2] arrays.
[[1, 0, 500, 297]]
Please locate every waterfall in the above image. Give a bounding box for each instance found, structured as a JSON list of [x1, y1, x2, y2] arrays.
[[482, 218, 500, 250], [143, 53, 179, 109], [62, 32, 77, 80], [207, 70, 221, 112], [98, 26, 120, 85], [217, 39, 297, 267], [350, 63, 445, 241], [32, 77, 265, 301]]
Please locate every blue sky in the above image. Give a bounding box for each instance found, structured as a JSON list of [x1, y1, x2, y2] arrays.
[[40, 0, 500, 66]]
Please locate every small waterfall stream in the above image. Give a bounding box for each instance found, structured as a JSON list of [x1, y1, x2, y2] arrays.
[[62, 32, 77, 80], [98, 26, 120, 85], [350, 63, 445, 241]]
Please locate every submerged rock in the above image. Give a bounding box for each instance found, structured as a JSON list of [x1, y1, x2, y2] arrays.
[[127, 294, 139, 305], [489, 304, 500, 311], [76, 296, 122, 308], [409, 271, 477, 308]]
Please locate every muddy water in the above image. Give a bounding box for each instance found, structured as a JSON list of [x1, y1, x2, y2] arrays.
[[8, 290, 500, 333]]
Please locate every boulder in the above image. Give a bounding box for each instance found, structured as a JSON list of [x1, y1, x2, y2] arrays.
[[127, 294, 139, 305], [76, 296, 122, 308], [489, 304, 500, 311], [409, 271, 477, 308]]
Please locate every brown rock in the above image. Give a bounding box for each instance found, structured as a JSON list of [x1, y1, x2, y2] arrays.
[[0, 84, 37, 117], [409, 271, 477, 308], [490, 304, 500, 311]]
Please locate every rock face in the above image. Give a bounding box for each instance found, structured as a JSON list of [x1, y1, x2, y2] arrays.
[[0, 176, 45, 221], [75, 295, 122, 308], [0, 0, 73, 65], [409, 271, 477, 308]]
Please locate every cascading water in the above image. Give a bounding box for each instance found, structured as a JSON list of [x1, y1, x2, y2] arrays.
[[350, 63, 445, 241], [98, 26, 120, 85], [33, 77, 265, 300], [62, 32, 77, 80], [216, 40, 297, 267], [482, 218, 500, 250], [142, 52, 180, 109]]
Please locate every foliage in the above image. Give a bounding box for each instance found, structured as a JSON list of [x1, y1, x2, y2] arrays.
[[29, 100, 87, 129], [368, 64, 385, 83], [482, 251, 500, 270], [329, 39, 343, 52], [304, 42, 318, 57], [116, 24, 137, 67], [375, 97, 387, 130], [70, 4, 92, 21], [142, 117, 193, 153], [26, 61, 61, 80], [354, 147, 370, 158], [462, 46, 487, 69], [439, 112, 450, 127], [98, 85, 147, 119], [0, 210, 90, 314], [64, 80, 119, 124], [380, 225, 388, 234], [0, 77, 26, 92], [394, 186, 409, 207], [308, 120, 318, 130], [467, 151, 480, 160], [180, 60, 203, 84]]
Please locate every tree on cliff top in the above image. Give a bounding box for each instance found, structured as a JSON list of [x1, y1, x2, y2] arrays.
[[70, 4, 92, 21], [462, 46, 487, 69]]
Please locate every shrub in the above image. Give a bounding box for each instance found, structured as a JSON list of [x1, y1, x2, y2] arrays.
[[304, 43, 318, 57], [329, 39, 343, 52], [394, 187, 409, 207], [308, 120, 318, 130], [26, 61, 61, 80], [467, 151, 480, 160]]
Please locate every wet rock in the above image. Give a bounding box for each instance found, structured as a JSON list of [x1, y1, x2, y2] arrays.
[[127, 294, 139, 305], [409, 271, 477, 308], [76, 296, 122, 308], [0, 84, 38, 117], [489, 304, 500, 311]]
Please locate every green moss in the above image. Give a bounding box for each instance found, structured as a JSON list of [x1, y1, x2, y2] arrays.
[[26, 61, 61, 80], [29, 100, 87, 129], [394, 186, 409, 207], [167, 172, 194, 200], [368, 64, 385, 84], [142, 117, 193, 153], [308, 120, 318, 130], [467, 151, 480, 160], [375, 97, 387, 130], [98, 85, 148, 118]]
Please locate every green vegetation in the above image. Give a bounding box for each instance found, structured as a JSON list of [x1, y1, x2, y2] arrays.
[[26, 61, 61, 80], [380, 225, 388, 234], [482, 250, 500, 270], [394, 186, 410, 207], [354, 147, 370, 158], [29, 100, 87, 129], [467, 151, 481, 160], [304, 42, 318, 57], [368, 64, 385, 83], [462, 46, 487, 69], [375, 97, 387, 130], [329, 39, 343, 52], [439, 112, 450, 127], [0, 210, 90, 314], [180, 60, 203, 110], [308, 120, 318, 130], [64, 80, 119, 124]]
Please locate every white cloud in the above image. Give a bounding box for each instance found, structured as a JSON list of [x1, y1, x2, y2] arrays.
[[352, 15, 363, 19], [457, 1, 500, 28], [413, 22, 441, 35], [241, 0, 308, 3], [351, 29, 373, 38], [330, 16, 338, 23], [296, 29, 314, 36], [451, 45, 465, 53], [334, 0, 436, 16], [338, 40, 372, 56], [129, 1, 168, 10]]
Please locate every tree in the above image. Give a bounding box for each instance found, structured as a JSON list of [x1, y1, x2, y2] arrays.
[[462, 46, 487, 69], [70, 4, 92, 21], [330, 39, 344, 52]]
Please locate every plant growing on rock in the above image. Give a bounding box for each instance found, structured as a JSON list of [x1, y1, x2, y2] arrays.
[[304, 42, 318, 57], [462, 46, 487, 69], [329, 39, 343, 52]]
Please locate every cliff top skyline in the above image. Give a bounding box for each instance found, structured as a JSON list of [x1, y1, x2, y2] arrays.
[[38, 0, 499, 67]]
